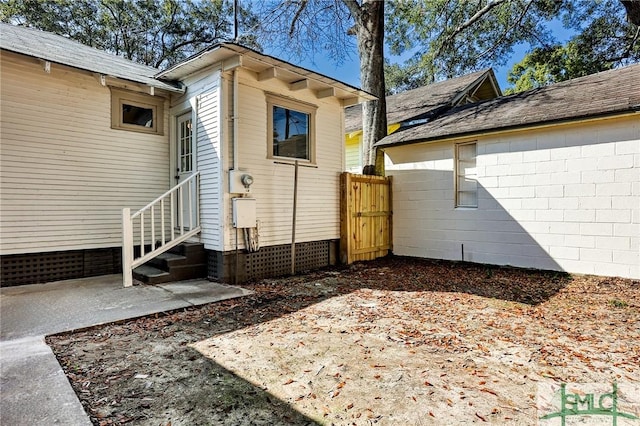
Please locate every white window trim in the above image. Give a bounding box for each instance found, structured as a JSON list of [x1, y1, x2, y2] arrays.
[[455, 141, 478, 208], [266, 94, 317, 164], [110, 88, 164, 135]]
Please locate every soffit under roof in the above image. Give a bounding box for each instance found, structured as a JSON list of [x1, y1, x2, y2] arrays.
[[157, 43, 374, 104]]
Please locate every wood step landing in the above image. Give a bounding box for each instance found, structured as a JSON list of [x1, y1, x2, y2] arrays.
[[133, 242, 207, 284]]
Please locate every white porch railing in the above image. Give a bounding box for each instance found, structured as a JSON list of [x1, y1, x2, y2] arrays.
[[122, 172, 200, 287]]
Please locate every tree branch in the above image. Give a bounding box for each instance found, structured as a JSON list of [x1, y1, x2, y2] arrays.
[[341, 0, 363, 25], [153, 33, 218, 67], [289, 0, 308, 37], [608, 25, 640, 62], [101, 1, 128, 57], [437, 0, 510, 56], [160, 1, 179, 52], [473, 0, 534, 61]]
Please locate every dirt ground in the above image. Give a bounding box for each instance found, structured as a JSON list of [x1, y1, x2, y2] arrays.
[[47, 257, 640, 425]]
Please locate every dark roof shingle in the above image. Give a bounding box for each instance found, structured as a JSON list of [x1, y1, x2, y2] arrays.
[[345, 69, 495, 133], [376, 64, 640, 148], [0, 23, 181, 92]]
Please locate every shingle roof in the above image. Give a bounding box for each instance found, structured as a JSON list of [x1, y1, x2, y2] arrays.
[[0, 23, 182, 92], [345, 69, 496, 133], [376, 64, 640, 148]]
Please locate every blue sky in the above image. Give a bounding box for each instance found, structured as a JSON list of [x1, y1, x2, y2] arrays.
[[270, 19, 575, 93]]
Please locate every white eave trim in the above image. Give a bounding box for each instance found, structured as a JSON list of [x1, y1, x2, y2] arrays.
[[156, 43, 375, 103]]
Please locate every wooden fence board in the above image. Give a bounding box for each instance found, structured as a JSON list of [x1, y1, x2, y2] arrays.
[[340, 173, 392, 264]]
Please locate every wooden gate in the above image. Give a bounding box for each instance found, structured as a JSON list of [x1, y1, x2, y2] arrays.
[[340, 173, 392, 264]]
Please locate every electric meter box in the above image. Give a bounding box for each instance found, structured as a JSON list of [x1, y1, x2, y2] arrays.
[[229, 169, 253, 194], [232, 198, 256, 228]]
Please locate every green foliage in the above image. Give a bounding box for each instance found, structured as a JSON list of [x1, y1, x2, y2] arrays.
[[384, 0, 562, 91], [506, 1, 639, 93], [504, 42, 613, 94], [608, 299, 629, 309], [384, 60, 426, 95], [256, 0, 565, 93], [384, 0, 639, 94], [0, 0, 260, 68]]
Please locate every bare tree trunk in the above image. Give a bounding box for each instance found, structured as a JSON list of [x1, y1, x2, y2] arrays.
[[346, 0, 387, 175], [621, 0, 640, 25]]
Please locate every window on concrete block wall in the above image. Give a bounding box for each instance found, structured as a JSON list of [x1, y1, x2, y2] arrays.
[[267, 94, 316, 163], [455, 141, 478, 208]]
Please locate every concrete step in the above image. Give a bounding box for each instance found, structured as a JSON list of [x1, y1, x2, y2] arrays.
[[136, 242, 207, 284], [169, 242, 206, 259], [163, 264, 208, 281], [132, 265, 171, 284], [148, 252, 188, 269]]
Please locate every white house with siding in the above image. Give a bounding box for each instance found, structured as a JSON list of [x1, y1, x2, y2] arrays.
[[376, 65, 640, 279], [0, 24, 372, 286]]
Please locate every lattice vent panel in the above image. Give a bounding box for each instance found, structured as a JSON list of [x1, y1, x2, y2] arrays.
[[1, 251, 84, 286]]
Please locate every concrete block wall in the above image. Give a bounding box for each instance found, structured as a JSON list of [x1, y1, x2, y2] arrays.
[[386, 117, 639, 279]]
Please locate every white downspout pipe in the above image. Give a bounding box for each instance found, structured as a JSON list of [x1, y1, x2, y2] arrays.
[[232, 68, 239, 171], [232, 67, 240, 285], [193, 95, 200, 230]]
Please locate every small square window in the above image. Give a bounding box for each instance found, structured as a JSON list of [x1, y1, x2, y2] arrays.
[[267, 95, 316, 162], [111, 88, 164, 135], [122, 104, 154, 127]]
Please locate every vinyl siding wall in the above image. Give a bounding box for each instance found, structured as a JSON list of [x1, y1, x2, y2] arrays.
[[0, 52, 170, 255], [385, 116, 640, 279], [170, 67, 224, 251], [196, 88, 224, 251], [345, 134, 362, 173], [344, 123, 400, 173], [222, 68, 345, 252]]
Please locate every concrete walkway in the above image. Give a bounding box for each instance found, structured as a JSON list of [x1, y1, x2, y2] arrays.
[[0, 275, 251, 425]]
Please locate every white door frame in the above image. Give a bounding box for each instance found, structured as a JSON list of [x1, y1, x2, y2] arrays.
[[174, 110, 197, 229]]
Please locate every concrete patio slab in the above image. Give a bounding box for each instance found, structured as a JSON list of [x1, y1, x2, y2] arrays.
[[0, 336, 92, 426], [1, 274, 252, 340], [0, 275, 251, 426]]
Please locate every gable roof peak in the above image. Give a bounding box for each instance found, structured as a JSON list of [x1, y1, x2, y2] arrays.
[[345, 68, 501, 133]]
